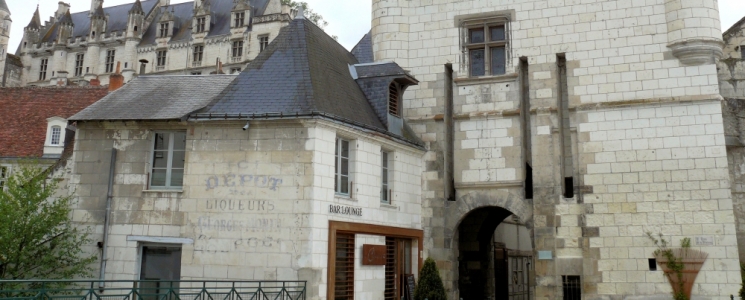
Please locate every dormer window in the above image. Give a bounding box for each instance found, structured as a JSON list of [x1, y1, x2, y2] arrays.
[[388, 82, 400, 117], [44, 117, 67, 157], [196, 17, 206, 33], [159, 23, 169, 37], [51, 126, 61, 145], [234, 12, 245, 28]]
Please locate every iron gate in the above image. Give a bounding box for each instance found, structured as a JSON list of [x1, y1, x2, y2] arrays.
[[507, 250, 532, 300]]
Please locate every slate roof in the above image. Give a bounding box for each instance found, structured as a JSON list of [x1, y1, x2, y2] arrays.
[[0, 86, 109, 158], [201, 17, 386, 130], [36, 0, 271, 46], [70, 75, 238, 121], [351, 31, 373, 64], [355, 62, 414, 80]]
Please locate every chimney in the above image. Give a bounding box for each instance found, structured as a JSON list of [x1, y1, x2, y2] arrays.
[[210, 58, 225, 74], [109, 62, 124, 92], [56, 2, 71, 19], [90, 76, 101, 86], [56, 71, 69, 86]]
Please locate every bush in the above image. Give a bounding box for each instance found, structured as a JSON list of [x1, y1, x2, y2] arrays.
[[740, 263, 745, 299], [414, 257, 447, 300]]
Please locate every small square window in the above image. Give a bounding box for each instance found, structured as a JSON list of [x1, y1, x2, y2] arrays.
[[150, 132, 186, 189], [463, 17, 509, 77], [648, 258, 657, 271]]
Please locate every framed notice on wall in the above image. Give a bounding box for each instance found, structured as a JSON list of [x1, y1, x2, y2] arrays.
[[404, 274, 415, 300]]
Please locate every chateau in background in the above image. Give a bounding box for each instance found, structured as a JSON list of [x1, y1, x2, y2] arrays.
[[0, 0, 293, 87]]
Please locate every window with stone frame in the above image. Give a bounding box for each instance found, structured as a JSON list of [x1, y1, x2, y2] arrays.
[[335, 138, 351, 195], [234, 12, 245, 28], [0, 165, 9, 190], [463, 17, 509, 77], [39, 58, 48, 81], [105, 50, 116, 73], [159, 22, 169, 37], [196, 17, 206, 33], [259, 35, 270, 52], [232, 41, 244, 58], [74, 54, 84, 77], [193, 45, 204, 62], [157, 50, 167, 67], [380, 150, 392, 204], [150, 132, 186, 189]]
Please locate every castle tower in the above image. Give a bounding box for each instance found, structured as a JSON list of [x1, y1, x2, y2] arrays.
[[370, 0, 410, 67], [84, 1, 106, 79], [0, 0, 10, 86], [665, 0, 724, 65], [123, 0, 145, 80]]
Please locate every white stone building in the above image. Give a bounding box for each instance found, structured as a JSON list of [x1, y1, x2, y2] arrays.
[[66, 16, 425, 300], [6, 0, 292, 87], [365, 0, 741, 299]]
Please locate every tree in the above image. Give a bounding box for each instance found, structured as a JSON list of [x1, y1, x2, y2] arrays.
[[414, 257, 447, 300], [0, 163, 95, 287], [280, 0, 337, 39]]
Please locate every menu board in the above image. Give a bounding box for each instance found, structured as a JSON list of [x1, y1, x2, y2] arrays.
[[404, 274, 416, 300]]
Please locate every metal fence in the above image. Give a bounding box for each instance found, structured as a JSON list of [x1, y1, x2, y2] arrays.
[[0, 280, 307, 300]]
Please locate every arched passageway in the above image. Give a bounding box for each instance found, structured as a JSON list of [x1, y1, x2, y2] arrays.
[[456, 206, 533, 300]]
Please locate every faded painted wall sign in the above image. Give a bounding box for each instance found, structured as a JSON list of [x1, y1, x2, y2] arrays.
[[329, 205, 362, 216], [694, 236, 714, 246], [197, 216, 281, 233], [205, 199, 275, 211], [205, 174, 283, 191]]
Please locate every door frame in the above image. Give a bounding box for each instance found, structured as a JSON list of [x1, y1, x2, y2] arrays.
[[327, 221, 424, 299]]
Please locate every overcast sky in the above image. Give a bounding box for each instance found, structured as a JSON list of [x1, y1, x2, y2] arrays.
[[5, 0, 745, 53]]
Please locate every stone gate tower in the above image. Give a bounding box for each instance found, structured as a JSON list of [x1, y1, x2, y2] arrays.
[[371, 0, 740, 298]]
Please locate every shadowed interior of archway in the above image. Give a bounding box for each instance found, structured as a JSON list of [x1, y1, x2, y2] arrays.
[[457, 206, 514, 300]]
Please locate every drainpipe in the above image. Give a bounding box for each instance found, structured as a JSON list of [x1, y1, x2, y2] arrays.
[[99, 149, 117, 289]]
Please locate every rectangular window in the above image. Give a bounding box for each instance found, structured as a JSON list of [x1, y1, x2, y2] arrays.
[[39, 58, 48, 80], [105, 50, 115, 73], [50, 126, 61, 145], [232, 41, 243, 58], [159, 22, 169, 37], [196, 17, 206, 33], [234, 12, 245, 27], [150, 132, 186, 189], [191, 72, 202, 75], [334, 233, 355, 300], [0, 166, 9, 190], [466, 21, 508, 77], [139, 245, 182, 296], [230, 68, 241, 74], [193, 45, 204, 62], [157, 50, 167, 67], [562, 276, 581, 300], [259, 35, 269, 52], [335, 138, 350, 195], [74, 54, 84, 77], [381, 151, 391, 204]]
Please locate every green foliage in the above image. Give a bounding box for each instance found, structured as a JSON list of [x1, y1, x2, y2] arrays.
[[414, 258, 447, 300], [0, 163, 95, 289], [646, 232, 689, 300], [280, 0, 338, 40]]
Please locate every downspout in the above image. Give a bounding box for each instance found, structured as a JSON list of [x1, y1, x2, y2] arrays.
[[445, 63, 455, 201], [99, 149, 117, 289]]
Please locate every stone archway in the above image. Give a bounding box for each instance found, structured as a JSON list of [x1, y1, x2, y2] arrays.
[[446, 189, 533, 300]]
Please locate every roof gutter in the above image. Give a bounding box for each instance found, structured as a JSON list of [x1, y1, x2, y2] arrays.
[[188, 111, 425, 150]]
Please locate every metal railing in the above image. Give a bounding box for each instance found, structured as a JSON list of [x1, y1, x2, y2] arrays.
[[0, 280, 307, 300]]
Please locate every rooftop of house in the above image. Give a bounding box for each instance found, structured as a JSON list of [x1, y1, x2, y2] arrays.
[[351, 31, 373, 64], [70, 75, 239, 121], [0, 86, 109, 158], [70, 16, 423, 148]]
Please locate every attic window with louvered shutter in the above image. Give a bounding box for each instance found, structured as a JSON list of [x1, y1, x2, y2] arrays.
[[388, 82, 400, 117]]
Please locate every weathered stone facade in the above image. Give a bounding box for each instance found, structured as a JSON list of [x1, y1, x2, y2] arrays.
[[370, 0, 740, 298], [9, 0, 291, 87], [67, 119, 423, 299]]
